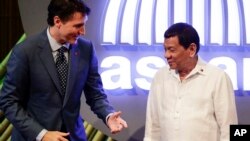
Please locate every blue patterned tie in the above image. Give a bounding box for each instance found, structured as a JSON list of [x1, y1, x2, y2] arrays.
[[56, 47, 68, 95]]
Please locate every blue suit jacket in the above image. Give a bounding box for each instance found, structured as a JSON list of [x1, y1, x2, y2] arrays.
[[0, 29, 114, 141]]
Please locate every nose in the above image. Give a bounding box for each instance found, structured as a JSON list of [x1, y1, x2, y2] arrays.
[[79, 26, 85, 35], [164, 50, 171, 59]]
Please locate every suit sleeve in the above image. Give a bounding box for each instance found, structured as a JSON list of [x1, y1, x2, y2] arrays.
[[0, 45, 44, 140], [83, 41, 115, 123]]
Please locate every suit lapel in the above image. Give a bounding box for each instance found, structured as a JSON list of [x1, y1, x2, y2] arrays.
[[38, 30, 63, 95]]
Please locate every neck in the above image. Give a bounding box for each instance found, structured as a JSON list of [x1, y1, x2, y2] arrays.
[[49, 26, 65, 44], [178, 56, 198, 80], [178, 69, 192, 80]]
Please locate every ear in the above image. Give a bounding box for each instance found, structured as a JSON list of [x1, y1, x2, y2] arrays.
[[188, 43, 197, 57], [53, 16, 62, 28]]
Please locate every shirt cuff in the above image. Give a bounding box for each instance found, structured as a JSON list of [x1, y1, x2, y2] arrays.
[[106, 113, 114, 124], [36, 129, 48, 141]]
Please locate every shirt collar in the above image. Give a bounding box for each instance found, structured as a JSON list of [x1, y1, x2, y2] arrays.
[[188, 57, 207, 76], [47, 27, 70, 52], [169, 56, 207, 80]]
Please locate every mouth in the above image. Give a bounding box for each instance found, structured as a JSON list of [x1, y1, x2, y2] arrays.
[[167, 61, 176, 67], [167, 60, 173, 65]]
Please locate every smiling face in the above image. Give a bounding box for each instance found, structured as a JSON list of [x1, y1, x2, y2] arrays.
[[53, 12, 88, 44], [164, 36, 197, 71]]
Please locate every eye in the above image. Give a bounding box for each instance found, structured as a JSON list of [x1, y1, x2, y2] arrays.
[[170, 48, 175, 52], [166, 47, 175, 53], [74, 24, 84, 29]]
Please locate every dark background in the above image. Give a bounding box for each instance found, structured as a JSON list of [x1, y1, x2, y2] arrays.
[[0, 0, 24, 61]]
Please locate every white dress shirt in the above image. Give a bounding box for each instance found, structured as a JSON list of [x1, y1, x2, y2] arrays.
[[144, 57, 238, 141]]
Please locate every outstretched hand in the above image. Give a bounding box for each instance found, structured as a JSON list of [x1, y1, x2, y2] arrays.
[[107, 111, 128, 134]]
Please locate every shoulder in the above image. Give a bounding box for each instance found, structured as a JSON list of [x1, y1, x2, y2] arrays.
[[77, 37, 92, 46], [198, 57, 227, 77], [155, 65, 170, 77], [152, 65, 170, 82], [14, 30, 47, 51], [202, 63, 232, 84], [75, 37, 95, 55], [10, 30, 47, 60], [205, 63, 226, 75]]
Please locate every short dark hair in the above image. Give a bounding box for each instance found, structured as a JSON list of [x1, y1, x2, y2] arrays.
[[164, 23, 200, 54], [47, 0, 91, 26]]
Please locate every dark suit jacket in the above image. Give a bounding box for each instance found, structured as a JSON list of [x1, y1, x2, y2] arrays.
[[0, 29, 114, 141]]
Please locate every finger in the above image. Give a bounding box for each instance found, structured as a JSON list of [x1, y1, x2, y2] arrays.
[[115, 117, 127, 128], [58, 137, 69, 141], [111, 123, 125, 134], [120, 120, 128, 128], [110, 124, 119, 133], [112, 111, 122, 118], [111, 130, 118, 134], [110, 128, 116, 134], [59, 133, 70, 141], [58, 132, 70, 137], [111, 128, 120, 134]]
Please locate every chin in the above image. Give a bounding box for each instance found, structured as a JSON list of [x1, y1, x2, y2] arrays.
[[68, 39, 77, 44], [169, 65, 176, 70]]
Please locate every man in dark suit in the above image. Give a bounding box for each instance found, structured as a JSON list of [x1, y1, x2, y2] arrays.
[[0, 0, 127, 141]]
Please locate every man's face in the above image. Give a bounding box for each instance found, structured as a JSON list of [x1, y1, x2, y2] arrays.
[[55, 12, 88, 44], [163, 36, 194, 71]]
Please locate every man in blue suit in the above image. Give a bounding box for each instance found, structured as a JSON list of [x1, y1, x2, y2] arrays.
[[0, 0, 127, 140]]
